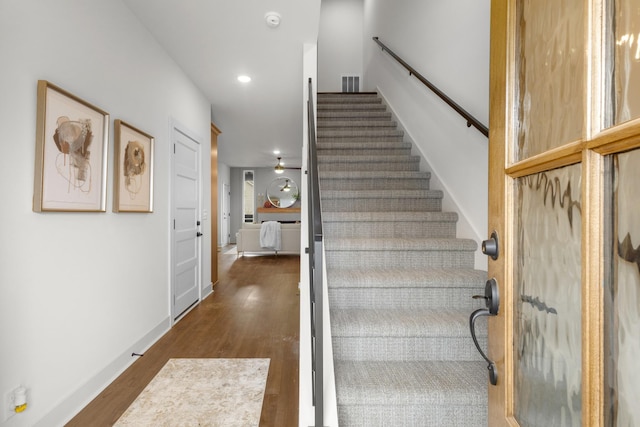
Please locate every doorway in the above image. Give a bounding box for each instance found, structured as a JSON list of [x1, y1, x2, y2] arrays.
[[222, 183, 230, 246], [242, 170, 255, 224]]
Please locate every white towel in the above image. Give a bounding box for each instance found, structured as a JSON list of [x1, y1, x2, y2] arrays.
[[260, 221, 281, 251]]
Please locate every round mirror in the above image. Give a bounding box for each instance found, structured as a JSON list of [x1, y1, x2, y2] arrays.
[[266, 177, 299, 208]]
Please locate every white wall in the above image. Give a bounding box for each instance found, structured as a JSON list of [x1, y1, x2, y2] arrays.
[[0, 1, 211, 425], [363, 0, 490, 267], [318, 0, 364, 92]]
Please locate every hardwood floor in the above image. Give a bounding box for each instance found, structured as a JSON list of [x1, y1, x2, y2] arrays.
[[66, 249, 300, 427]]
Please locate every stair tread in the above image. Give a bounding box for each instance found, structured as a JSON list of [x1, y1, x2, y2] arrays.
[[320, 171, 429, 179], [331, 308, 484, 338], [322, 211, 453, 222], [334, 360, 487, 406], [318, 153, 420, 160], [318, 120, 396, 127], [327, 267, 485, 287], [318, 104, 387, 110], [324, 237, 477, 251], [321, 189, 443, 199], [317, 141, 412, 149], [318, 154, 420, 162], [318, 98, 383, 101], [317, 96, 381, 104], [317, 111, 391, 119], [318, 126, 404, 132]]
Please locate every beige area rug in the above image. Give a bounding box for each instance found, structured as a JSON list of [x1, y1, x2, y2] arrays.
[[114, 358, 270, 427]]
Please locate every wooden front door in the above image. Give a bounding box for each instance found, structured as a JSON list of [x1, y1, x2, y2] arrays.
[[488, 0, 640, 425]]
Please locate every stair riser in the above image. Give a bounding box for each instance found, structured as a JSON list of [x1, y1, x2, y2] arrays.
[[321, 198, 442, 212], [329, 288, 483, 310], [319, 162, 420, 172], [318, 104, 387, 111], [323, 221, 455, 238], [318, 127, 402, 135], [318, 135, 404, 143], [317, 142, 412, 150], [318, 148, 412, 157], [318, 100, 382, 105], [318, 122, 397, 129], [320, 178, 429, 191], [317, 96, 381, 104], [317, 141, 412, 152], [332, 336, 486, 362], [337, 405, 487, 427], [317, 113, 391, 121], [325, 250, 475, 269], [318, 152, 411, 162], [318, 97, 382, 104]]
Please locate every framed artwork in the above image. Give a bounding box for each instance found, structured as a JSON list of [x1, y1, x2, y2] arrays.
[[33, 80, 109, 212], [113, 120, 154, 213]]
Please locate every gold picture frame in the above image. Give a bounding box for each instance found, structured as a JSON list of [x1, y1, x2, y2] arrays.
[[33, 80, 109, 212], [113, 120, 154, 213]]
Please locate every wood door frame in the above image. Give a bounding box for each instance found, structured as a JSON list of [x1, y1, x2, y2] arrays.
[[487, 1, 511, 424], [211, 123, 221, 288]]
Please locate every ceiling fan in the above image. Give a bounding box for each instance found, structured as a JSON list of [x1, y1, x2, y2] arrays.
[[274, 156, 301, 174]]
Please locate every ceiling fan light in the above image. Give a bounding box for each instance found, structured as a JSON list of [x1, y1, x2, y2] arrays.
[[274, 157, 285, 174]]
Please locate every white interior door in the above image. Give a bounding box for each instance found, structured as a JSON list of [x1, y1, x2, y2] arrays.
[[171, 125, 201, 321], [222, 183, 230, 246]]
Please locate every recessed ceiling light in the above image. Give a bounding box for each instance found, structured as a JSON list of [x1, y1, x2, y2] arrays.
[[237, 75, 251, 83], [273, 150, 280, 155]]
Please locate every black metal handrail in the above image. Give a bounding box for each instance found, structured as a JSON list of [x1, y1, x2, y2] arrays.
[[307, 77, 324, 427], [373, 36, 488, 137]]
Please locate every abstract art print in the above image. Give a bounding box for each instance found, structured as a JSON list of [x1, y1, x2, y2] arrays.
[[113, 120, 154, 212], [33, 80, 109, 212]]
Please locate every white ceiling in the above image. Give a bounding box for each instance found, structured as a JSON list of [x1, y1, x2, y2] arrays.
[[122, 0, 322, 168]]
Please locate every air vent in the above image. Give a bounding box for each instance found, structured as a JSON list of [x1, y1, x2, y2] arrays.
[[341, 75, 360, 93]]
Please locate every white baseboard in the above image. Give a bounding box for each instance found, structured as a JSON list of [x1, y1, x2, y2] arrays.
[[202, 282, 213, 299], [34, 317, 171, 427]]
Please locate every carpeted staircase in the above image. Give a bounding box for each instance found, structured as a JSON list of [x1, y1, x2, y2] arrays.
[[316, 92, 488, 426]]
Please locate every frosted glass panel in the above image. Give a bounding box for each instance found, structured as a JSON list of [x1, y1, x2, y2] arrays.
[[604, 149, 640, 426], [514, 164, 582, 426], [516, 0, 584, 160], [613, 0, 640, 124]]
